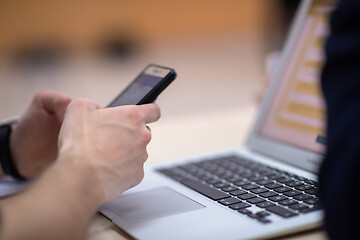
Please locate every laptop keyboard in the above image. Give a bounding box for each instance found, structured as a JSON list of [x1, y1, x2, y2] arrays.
[[157, 155, 321, 224]]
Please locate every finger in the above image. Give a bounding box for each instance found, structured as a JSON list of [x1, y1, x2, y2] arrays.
[[35, 90, 72, 122], [136, 103, 161, 124]]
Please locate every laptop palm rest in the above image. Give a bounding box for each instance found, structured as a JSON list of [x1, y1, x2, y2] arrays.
[[100, 187, 205, 224]]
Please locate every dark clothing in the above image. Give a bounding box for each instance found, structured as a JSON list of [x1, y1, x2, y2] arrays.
[[0, 123, 12, 175], [0, 123, 24, 180], [319, 0, 360, 238]]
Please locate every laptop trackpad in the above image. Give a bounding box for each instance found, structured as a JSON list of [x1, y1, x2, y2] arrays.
[[101, 187, 205, 224]]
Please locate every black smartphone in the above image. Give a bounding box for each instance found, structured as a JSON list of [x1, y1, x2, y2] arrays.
[[107, 64, 177, 107]]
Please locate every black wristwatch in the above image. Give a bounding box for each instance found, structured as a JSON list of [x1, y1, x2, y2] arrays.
[[0, 122, 26, 181]]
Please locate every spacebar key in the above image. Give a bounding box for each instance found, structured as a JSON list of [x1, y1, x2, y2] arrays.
[[181, 179, 229, 200]]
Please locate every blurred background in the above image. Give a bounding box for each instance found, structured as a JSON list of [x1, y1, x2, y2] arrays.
[[0, 0, 300, 160]]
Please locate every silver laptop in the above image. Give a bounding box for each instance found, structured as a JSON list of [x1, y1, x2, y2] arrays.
[[100, 0, 333, 239]]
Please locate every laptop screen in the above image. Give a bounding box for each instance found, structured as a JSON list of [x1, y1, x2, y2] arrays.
[[258, 3, 333, 154]]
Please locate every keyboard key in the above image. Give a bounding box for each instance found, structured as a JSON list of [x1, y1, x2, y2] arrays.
[[250, 188, 268, 194], [300, 205, 322, 213], [247, 197, 266, 204], [284, 190, 302, 197], [194, 172, 207, 179], [274, 186, 292, 193], [229, 202, 251, 210], [218, 197, 241, 206], [260, 191, 278, 198], [289, 203, 309, 211], [269, 195, 288, 202], [227, 176, 243, 183], [242, 184, 260, 190], [206, 178, 222, 185], [265, 183, 282, 189], [218, 172, 234, 179], [279, 199, 298, 206], [221, 186, 238, 192], [305, 188, 319, 195], [234, 180, 251, 186], [238, 193, 256, 200], [256, 201, 275, 208], [286, 181, 304, 187], [304, 198, 320, 205], [213, 182, 230, 188], [256, 211, 270, 218], [295, 185, 314, 191], [247, 213, 259, 219], [238, 208, 252, 215], [257, 218, 271, 224], [266, 206, 298, 218], [181, 179, 229, 200], [179, 164, 198, 172], [257, 179, 273, 185], [304, 179, 318, 186], [238, 172, 252, 178], [277, 177, 293, 183], [230, 189, 247, 196], [200, 175, 214, 181], [268, 174, 284, 180], [293, 194, 312, 201], [248, 176, 265, 182]]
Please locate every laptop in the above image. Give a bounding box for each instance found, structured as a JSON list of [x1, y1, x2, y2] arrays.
[[100, 0, 334, 239]]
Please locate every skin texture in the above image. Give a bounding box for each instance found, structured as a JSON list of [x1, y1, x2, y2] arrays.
[[0, 91, 161, 240]]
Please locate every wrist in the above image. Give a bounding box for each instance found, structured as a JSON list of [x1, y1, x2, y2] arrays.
[[0, 122, 26, 180], [55, 148, 107, 207]]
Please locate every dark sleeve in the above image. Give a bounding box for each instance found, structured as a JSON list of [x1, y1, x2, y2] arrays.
[[319, 0, 360, 238]]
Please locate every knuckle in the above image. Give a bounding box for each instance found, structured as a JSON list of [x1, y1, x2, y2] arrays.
[[73, 98, 90, 106], [141, 129, 152, 144], [129, 169, 145, 189], [136, 169, 145, 184], [153, 104, 161, 120], [33, 90, 47, 102], [60, 95, 72, 104], [142, 151, 149, 162], [125, 107, 145, 124], [71, 98, 98, 110]]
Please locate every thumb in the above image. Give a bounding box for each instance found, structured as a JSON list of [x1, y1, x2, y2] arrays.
[[35, 90, 72, 122]]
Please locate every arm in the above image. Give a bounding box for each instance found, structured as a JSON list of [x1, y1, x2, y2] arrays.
[[0, 99, 160, 240], [0, 155, 103, 240]]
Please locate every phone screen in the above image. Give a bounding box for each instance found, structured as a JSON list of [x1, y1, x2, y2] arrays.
[[108, 66, 173, 107]]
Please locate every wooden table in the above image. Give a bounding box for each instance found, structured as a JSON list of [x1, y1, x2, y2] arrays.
[[85, 107, 327, 240]]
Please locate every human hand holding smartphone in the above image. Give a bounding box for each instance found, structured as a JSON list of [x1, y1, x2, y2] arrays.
[[108, 64, 177, 107]]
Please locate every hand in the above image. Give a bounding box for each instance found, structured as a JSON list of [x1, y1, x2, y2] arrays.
[[58, 99, 161, 202], [10, 90, 72, 178]]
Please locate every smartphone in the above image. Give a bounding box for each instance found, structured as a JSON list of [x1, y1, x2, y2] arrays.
[[107, 64, 177, 107]]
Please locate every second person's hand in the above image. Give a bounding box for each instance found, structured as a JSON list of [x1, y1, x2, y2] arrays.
[[10, 90, 72, 179]]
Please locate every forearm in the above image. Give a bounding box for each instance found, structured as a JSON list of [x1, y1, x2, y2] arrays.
[[0, 154, 104, 240]]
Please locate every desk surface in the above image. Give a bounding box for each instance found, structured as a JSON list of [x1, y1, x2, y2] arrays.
[[85, 108, 327, 240]]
